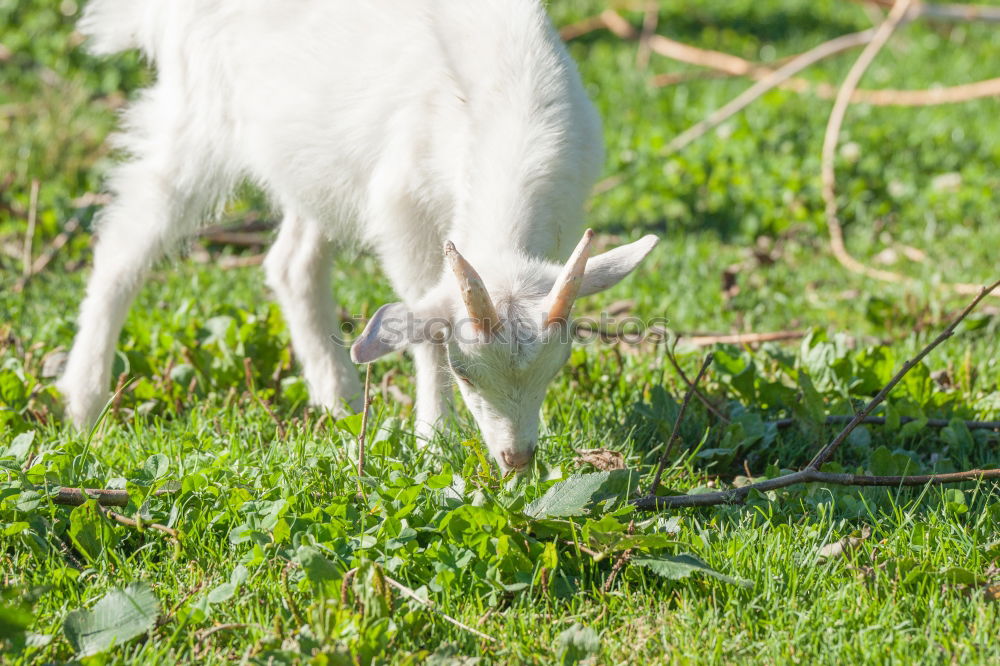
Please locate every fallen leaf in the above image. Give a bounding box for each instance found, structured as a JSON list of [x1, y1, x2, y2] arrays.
[[817, 526, 872, 564], [574, 448, 625, 471]]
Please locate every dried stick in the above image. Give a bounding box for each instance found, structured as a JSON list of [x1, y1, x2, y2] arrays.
[[97, 504, 179, 539], [571, 320, 804, 348], [772, 414, 1000, 430], [648, 353, 713, 496], [821, 0, 995, 296], [664, 345, 730, 424], [855, 0, 1000, 22], [680, 330, 805, 347], [634, 467, 1000, 510], [649, 49, 1000, 107], [357, 363, 372, 481], [635, 2, 659, 70], [558, 12, 611, 41], [21, 179, 38, 278], [54, 487, 176, 507], [339, 568, 499, 644], [807, 278, 1000, 469], [821, 0, 920, 284], [665, 27, 877, 153], [833, 77, 1000, 106], [384, 575, 499, 644], [636, 278, 1000, 510]]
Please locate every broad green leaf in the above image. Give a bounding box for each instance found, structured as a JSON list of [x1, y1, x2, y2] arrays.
[[556, 623, 600, 665], [63, 583, 159, 657], [943, 489, 968, 515], [0, 370, 26, 408], [207, 583, 235, 604], [3, 431, 34, 462], [524, 472, 617, 519], [0, 603, 32, 640], [142, 454, 169, 480], [939, 567, 978, 586], [295, 545, 342, 593], [68, 501, 119, 562], [633, 554, 751, 588]]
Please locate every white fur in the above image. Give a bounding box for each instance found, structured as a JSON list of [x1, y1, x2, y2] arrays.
[[60, 0, 657, 470]]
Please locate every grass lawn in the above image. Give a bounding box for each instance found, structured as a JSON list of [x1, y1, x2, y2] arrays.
[[3, 0, 1000, 663]]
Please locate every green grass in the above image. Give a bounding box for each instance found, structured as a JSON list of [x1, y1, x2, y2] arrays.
[[3, 0, 1000, 663]]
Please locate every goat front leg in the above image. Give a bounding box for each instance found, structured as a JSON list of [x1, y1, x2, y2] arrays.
[[264, 213, 361, 415], [58, 153, 222, 428], [411, 342, 452, 442]]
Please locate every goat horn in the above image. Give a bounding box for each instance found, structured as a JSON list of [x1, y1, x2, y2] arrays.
[[444, 241, 499, 335], [544, 228, 593, 327]]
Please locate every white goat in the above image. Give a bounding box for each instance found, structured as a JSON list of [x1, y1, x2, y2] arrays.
[[59, 0, 658, 470]]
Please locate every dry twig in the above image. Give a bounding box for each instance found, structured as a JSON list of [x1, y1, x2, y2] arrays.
[[821, 0, 997, 296], [664, 345, 730, 424], [96, 504, 178, 539], [648, 353, 713, 495], [679, 329, 805, 347], [821, 0, 921, 285], [383, 575, 500, 644], [357, 363, 373, 485], [856, 0, 1000, 22], [635, 278, 1000, 511], [635, 2, 659, 70], [772, 414, 1000, 430], [666, 27, 877, 153], [54, 487, 175, 507], [807, 277, 999, 468], [341, 567, 499, 644], [635, 466, 1000, 510]]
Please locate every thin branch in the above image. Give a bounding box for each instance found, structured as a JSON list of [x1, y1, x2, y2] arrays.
[[665, 27, 877, 153], [635, 278, 1000, 510], [649, 353, 713, 495], [910, 1, 1000, 21], [648, 47, 1000, 108], [195, 623, 255, 641], [818, 1, 995, 296], [96, 503, 178, 539], [633, 467, 1000, 510], [834, 77, 1000, 106], [807, 278, 1000, 469], [822, 0, 920, 282], [54, 487, 176, 507], [558, 12, 611, 41], [664, 345, 730, 424], [772, 414, 1000, 430], [855, 0, 1000, 22], [635, 2, 659, 70], [571, 320, 804, 348], [358, 363, 372, 483], [680, 329, 805, 347], [341, 568, 500, 644]]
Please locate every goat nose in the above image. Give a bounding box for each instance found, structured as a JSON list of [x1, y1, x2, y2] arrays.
[[501, 448, 535, 470]]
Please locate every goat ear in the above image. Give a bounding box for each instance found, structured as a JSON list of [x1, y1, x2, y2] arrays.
[[578, 234, 659, 298], [350, 302, 411, 364]]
